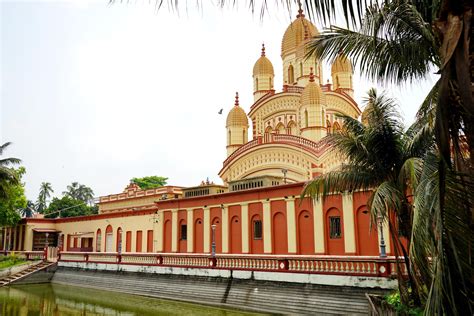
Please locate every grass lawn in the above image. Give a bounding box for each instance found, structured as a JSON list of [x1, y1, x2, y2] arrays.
[[0, 256, 27, 270]]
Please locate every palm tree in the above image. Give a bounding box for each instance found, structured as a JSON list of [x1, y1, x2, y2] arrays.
[[63, 182, 94, 205], [302, 88, 431, 306], [36, 182, 54, 213], [20, 200, 35, 218], [0, 142, 21, 200]]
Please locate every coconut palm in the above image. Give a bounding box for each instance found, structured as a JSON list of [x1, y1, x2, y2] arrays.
[[302, 89, 432, 305], [63, 182, 95, 205], [36, 182, 54, 213], [0, 142, 21, 200], [20, 200, 35, 218]]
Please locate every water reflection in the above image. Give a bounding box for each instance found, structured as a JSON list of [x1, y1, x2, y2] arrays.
[[0, 283, 263, 316]]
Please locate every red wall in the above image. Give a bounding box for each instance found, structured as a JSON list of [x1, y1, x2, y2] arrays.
[[147, 230, 153, 253], [249, 203, 263, 254], [125, 231, 132, 252], [210, 207, 222, 253], [194, 208, 204, 253]]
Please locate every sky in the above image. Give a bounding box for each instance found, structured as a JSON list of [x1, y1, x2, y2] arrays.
[[1, 0, 437, 202]]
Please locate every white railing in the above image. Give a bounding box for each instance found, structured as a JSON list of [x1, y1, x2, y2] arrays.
[[58, 252, 404, 278]]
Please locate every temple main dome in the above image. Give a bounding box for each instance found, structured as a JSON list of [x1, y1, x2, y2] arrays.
[[226, 93, 249, 127], [281, 10, 318, 58], [331, 55, 353, 74]]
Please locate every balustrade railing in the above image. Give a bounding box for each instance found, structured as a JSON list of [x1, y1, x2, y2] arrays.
[[222, 135, 332, 168], [57, 252, 404, 278], [1, 251, 45, 261]]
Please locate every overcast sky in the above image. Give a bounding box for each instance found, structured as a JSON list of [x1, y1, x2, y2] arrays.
[[1, 0, 437, 202]]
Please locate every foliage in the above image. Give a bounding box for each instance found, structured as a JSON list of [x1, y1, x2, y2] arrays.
[[384, 291, 424, 316], [20, 200, 35, 218], [131, 176, 168, 190], [0, 167, 27, 227], [63, 182, 95, 205], [45, 196, 98, 219], [0, 142, 21, 200], [302, 89, 432, 306], [36, 182, 53, 214], [0, 254, 26, 270]]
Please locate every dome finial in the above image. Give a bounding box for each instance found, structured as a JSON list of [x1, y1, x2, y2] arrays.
[[309, 67, 315, 82], [296, 1, 304, 18], [261, 43, 266, 57], [235, 92, 239, 106]]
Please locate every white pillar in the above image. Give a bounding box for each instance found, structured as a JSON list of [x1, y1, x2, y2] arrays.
[[171, 210, 178, 252], [187, 209, 194, 252], [241, 203, 249, 253], [286, 198, 297, 253], [313, 198, 325, 253], [203, 207, 210, 253], [222, 206, 229, 253], [342, 192, 356, 254], [263, 201, 272, 253]]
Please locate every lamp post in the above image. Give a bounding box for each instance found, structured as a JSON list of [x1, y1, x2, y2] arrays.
[[377, 214, 387, 258], [211, 224, 216, 257]]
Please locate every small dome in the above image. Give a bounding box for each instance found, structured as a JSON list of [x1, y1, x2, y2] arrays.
[[226, 92, 249, 127], [301, 69, 325, 106], [253, 44, 274, 76], [331, 55, 353, 74], [281, 9, 318, 58]]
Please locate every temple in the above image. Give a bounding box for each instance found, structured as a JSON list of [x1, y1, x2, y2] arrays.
[[0, 9, 387, 260]]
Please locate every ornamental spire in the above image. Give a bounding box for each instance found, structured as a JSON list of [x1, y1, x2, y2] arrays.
[[296, 1, 304, 18], [261, 43, 266, 57], [309, 67, 315, 82], [235, 92, 239, 106]]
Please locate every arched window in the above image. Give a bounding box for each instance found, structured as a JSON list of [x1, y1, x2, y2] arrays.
[[265, 126, 273, 134], [304, 110, 309, 128], [105, 225, 113, 252], [242, 129, 246, 142], [287, 121, 297, 135], [255, 78, 259, 91], [288, 65, 294, 84], [299, 62, 303, 77], [228, 130, 231, 144], [96, 229, 102, 252], [269, 77, 272, 88], [275, 123, 285, 134]]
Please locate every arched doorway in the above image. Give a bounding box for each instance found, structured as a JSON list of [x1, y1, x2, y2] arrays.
[[272, 212, 287, 254], [194, 218, 204, 253], [298, 210, 314, 254], [211, 217, 222, 253], [326, 208, 344, 255], [229, 216, 242, 253], [105, 225, 113, 252], [163, 220, 172, 252], [356, 207, 379, 255]]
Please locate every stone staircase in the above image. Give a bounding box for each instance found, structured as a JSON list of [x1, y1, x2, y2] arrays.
[[0, 261, 56, 287], [52, 268, 389, 315]]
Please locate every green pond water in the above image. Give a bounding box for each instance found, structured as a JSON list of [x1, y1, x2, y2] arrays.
[[0, 283, 266, 316]]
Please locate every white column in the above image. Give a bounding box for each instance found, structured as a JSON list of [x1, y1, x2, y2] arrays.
[[313, 198, 325, 253], [24, 225, 33, 251], [342, 192, 356, 254], [222, 206, 229, 253], [156, 211, 164, 252], [187, 209, 194, 252], [241, 203, 249, 253], [171, 209, 178, 252], [378, 220, 392, 254], [286, 198, 297, 253], [18, 225, 23, 251], [263, 201, 272, 253], [203, 207, 210, 252]]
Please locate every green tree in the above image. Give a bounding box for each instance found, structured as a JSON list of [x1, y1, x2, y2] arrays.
[[20, 200, 35, 218], [302, 89, 431, 306], [131, 176, 168, 190], [36, 182, 54, 213], [0, 142, 21, 200], [45, 196, 98, 219], [0, 167, 27, 226], [63, 182, 95, 205]]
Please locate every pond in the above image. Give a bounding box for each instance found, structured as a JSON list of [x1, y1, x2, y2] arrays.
[[0, 283, 266, 316]]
